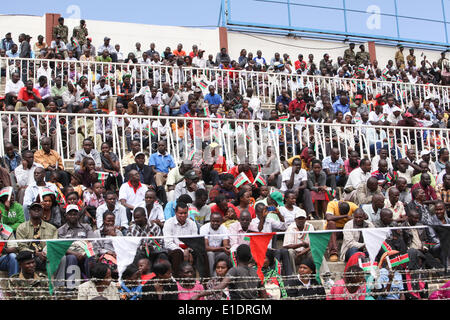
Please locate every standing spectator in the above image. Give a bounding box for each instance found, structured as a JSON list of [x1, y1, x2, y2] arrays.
[[1, 32, 14, 51], [52, 17, 68, 43]]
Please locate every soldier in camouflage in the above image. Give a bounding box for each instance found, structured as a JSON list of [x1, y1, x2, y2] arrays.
[[7, 251, 50, 300], [343, 43, 356, 66], [356, 44, 371, 66], [72, 20, 89, 47], [53, 17, 69, 44]]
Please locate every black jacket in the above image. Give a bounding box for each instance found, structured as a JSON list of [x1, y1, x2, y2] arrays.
[[124, 164, 156, 188]]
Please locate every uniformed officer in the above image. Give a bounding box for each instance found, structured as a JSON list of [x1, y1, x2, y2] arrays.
[[52, 17, 69, 43], [7, 251, 49, 300], [344, 43, 356, 66]]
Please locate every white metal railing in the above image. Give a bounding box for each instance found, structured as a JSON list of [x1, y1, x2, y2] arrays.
[[1, 112, 449, 170], [2, 57, 449, 107]]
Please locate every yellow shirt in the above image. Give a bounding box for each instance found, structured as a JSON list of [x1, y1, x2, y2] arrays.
[[34, 149, 64, 170], [326, 201, 358, 229]]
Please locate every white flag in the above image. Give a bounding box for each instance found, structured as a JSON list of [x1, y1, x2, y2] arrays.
[[112, 237, 141, 280], [362, 228, 391, 262]]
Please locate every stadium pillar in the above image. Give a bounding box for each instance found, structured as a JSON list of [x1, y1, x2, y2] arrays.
[[219, 27, 229, 52], [368, 41, 377, 64], [45, 13, 61, 46]]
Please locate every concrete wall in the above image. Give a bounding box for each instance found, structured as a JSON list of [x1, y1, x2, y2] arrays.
[[0, 14, 443, 68]]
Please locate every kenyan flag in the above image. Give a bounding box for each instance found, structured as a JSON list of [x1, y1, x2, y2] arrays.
[[152, 239, 162, 251], [381, 241, 392, 252], [358, 66, 366, 73], [253, 173, 267, 186], [187, 149, 196, 160], [0, 187, 12, 199], [72, 38, 80, 48], [97, 172, 109, 186], [233, 172, 250, 188], [325, 188, 336, 201], [279, 115, 289, 122], [188, 206, 200, 216], [230, 251, 238, 267], [360, 261, 378, 272], [389, 253, 409, 267], [0, 224, 12, 238], [84, 242, 95, 258], [199, 80, 208, 90], [386, 171, 398, 184]]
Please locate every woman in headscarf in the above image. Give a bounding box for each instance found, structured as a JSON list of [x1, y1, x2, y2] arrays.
[[286, 257, 326, 300], [261, 249, 288, 299]]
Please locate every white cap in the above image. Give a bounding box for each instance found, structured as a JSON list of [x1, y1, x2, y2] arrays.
[[66, 204, 80, 213], [294, 209, 307, 219], [420, 149, 431, 157], [392, 106, 402, 113]]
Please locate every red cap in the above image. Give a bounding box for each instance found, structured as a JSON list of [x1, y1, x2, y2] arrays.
[[355, 95, 363, 100], [375, 93, 382, 99], [404, 112, 413, 117]]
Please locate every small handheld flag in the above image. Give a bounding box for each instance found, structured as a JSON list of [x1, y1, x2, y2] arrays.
[[96, 171, 109, 187], [84, 242, 95, 258], [253, 173, 267, 186], [233, 172, 250, 189]]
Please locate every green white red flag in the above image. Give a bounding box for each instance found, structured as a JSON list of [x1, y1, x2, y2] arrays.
[[233, 172, 250, 188]]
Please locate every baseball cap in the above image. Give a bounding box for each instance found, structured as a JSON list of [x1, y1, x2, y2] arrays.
[[269, 191, 284, 207], [16, 251, 34, 263], [420, 149, 431, 157], [87, 37, 92, 41], [392, 106, 402, 113], [66, 204, 80, 213], [184, 170, 198, 180], [28, 202, 43, 210], [104, 37, 111, 41], [209, 142, 219, 149], [295, 209, 307, 219], [355, 94, 363, 100], [134, 151, 145, 158], [194, 87, 202, 93]]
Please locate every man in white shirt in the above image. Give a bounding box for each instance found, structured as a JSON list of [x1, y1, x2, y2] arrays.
[[50, 36, 67, 55], [133, 42, 143, 60], [14, 150, 44, 204], [5, 72, 24, 106], [114, 44, 124, 62], [371, 148, 393, 173], [344, 158, 372, 193], [36, 61, 53, 83], [283, 209, 315, 273], [93, 77, 113, 113], [133, 189, 165, 228], [118, 169, 148, 221], [96, 191, 129, 231], [162, 201, 198, 277], [173, 170, 206, 202], [200, 212, 230, 276]]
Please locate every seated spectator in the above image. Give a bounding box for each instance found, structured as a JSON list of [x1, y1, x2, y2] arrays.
[[57, 205, 95, 280], [119, 169, 148, 221], [411, 172, 438, 204], [94, 76, 113, 113], [204, 255, 232, 300], [119, 264, 143, 300], [283, 208, 316, 272], [286, 257, 326, 300], [361, 193, 385, 224], [122, 140, 148, 169], [327, 265, 366, 300], [188, 189, 211, 226], [191, 244, 267, 300], [15, 80, 45, 112], [209, 173, 238, 202], [99, 142, 122, 191], [173, 170, 205, 202], [16, 202, 58, 271], [280, 158, 314, 217], [344, 158, 372, 194], [0, 188, 24, 231], [279, 190, 305, 226], [34, 137, 70, 187], [0, 219, 18, 277], [325, 200, 359, 262], [164, 194, 192, 221], [176, 262, 205, 300], [141, 260, 178, 300], [96, 191, 128, 231], [200, 212, 230, 276], [4, 72, 24, 107], [93, 212, 123, 270], [411, 160, 436, 188], [74, 139, 102, 173], [232, 189, 256, 219], [322, 148, 347, 189], [395, 177, 412, 204], [406, 188, 433, 225], [77, 262, 119, 300], [77, 158, 99, 189], [227, 210, 253, 252], [430, 200, 450, 225], [343, 150, 360, 175], [149, 140, 175, 187], [0, 142, 21, 174], [307, 159, 329, 219], [204, 85, 223, 106], [162, 201, 198, 277], [124, 152, 156, 188], [384, 187, 407, 222], [127, 207, 164, 262], [352, 176, 382, 206], [133, 190, 164, 228], [7, 251, 49, 300], [396, 158, 415, 185]]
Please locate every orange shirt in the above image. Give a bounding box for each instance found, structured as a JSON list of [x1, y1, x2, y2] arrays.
[[173, 50, 186, 57]]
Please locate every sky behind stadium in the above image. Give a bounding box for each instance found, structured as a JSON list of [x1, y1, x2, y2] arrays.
[[1, 0, 449, 44]]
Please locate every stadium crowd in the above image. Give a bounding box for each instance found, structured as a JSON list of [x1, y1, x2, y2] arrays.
[[0, 18, 448, 300]]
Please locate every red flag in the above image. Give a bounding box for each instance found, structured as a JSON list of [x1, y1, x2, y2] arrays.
[[248, 232, 276, 283]]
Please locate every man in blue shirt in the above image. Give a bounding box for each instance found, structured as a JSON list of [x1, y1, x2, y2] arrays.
[[204, 86, 223, 106], [1, 33, 15, 51], [276, 89, 292, 107], [149, 140, 175, 187], [332, 94, 350, 115]]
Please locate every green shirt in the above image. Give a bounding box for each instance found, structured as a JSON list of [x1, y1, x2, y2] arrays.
[[0, 202, 25, 231], [51, 85, 68, 98], [96, 56, 112, 63], [16, 220, 58, 253]]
